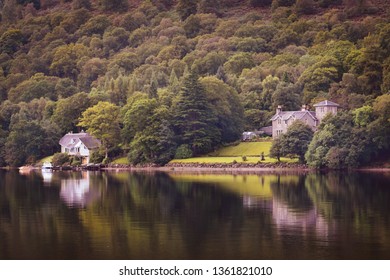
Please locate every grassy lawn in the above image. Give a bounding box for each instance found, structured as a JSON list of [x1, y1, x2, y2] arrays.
[[170, 156, 297, 164], [68, 142, 299, 166], [209, 142, 272, 157], [111, 157, 130, 165], [39, 155, 54, 163], [169, 141, 300, 164]]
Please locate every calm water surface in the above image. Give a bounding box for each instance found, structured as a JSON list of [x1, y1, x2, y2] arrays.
[[0, 169, 390, 259]]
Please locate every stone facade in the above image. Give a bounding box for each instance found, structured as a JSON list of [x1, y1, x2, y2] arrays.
[[271, 100, 340, 138]]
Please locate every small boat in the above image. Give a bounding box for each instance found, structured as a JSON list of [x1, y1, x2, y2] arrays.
[[42, 162, 53, 169], [19, 165, 34, 174]]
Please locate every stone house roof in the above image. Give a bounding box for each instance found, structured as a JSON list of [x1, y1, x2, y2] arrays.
[[270, 110, 317, 122], [313, 100, 340, 107], [59, 132, 101, 150]]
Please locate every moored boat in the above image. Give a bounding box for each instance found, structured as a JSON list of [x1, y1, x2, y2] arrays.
[[42, 162, 53, 169]]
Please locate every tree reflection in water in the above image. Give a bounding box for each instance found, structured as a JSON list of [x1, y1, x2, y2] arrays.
[[0, 170, 389, 259]]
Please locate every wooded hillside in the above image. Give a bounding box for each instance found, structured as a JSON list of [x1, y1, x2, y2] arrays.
[[0, 0, 389, 167]]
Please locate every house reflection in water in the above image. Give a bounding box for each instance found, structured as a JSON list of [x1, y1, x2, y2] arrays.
[[243, 195, 333, 238], [60, 172, 100, 208], [271, 198, 332, 238]]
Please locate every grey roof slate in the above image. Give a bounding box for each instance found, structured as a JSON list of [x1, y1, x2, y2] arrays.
[[59, 132, 101, 150], [313, 100, 340, 107], [79, 136, 101, 149], [271, 110, 317, 121]]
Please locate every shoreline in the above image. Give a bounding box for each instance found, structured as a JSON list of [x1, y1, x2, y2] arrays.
[[4, 163, 390, 173], [100, 163, 390, 173]]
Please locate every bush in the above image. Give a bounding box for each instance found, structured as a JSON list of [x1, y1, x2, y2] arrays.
[[174, 144, 193, 159], [52, 153, 70, 166], [70, 156, 82, 166], [89, 150, 105, 163]]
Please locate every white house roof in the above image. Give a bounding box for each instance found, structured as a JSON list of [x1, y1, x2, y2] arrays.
[[271, 110, 317, 121], [313, 100, 340, 107], [59, 132, 101, 150]]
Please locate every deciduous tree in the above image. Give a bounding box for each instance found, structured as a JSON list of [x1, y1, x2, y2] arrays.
[[79, 101, 121, 159]]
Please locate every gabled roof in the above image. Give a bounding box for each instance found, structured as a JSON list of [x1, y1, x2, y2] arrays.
[[313, 100, 340, 107], [79, 136, 101, 149], [59, 132, 101, 150], [271, 110, 317, 121]]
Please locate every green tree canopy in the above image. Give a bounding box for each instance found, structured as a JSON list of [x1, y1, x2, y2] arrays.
[[270, 121, 314, 163], [52, 92, 93, 133], [172, 72, 220, 156], [79, 101, 121, 159]]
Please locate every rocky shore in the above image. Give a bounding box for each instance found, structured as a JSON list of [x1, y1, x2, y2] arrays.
[[165, 162, 308, 169], [101, 162, 311, 172]]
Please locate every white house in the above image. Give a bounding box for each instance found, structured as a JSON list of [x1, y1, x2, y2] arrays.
[[270, 100, 340, 138], [59, 131, 101, 164]]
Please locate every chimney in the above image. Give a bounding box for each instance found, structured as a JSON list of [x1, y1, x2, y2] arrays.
[[276, 105, 282, 114]]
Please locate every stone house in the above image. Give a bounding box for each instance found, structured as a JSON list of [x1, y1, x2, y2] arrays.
[[270, 100, 340, 138], [59, 131, 101, 164]]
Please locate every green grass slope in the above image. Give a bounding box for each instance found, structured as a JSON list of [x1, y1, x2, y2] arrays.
[[210, 142, 272, 157], [170, 141, 299, 164]]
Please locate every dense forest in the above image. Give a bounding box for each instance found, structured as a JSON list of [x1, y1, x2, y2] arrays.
[[0, 0, 389, 168]]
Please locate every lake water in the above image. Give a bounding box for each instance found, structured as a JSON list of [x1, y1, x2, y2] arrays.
[[0, 169, 390, 259]]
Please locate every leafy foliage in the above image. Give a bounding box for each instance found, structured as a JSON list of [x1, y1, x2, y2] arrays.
[[270, 121, 314, 163], [51, 152, 70, 166], [78, 101, 121, 159], [0, 0, 389, 166]]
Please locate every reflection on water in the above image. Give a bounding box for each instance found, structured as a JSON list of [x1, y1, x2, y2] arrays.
[[0, 170, 390, 259], [41, 169, 53, 185], [60, 172, 100, 208], [272, 198, 331, 238]]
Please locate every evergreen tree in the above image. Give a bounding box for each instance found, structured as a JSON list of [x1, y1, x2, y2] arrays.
[[176, 0, 197, 20], [250, 0, 272, 7], [148, 71, 158, 99], [72, 0, 91, 10], [98, 0, 128, 11], [172, 72, 220, 156], [128, 75, 138, 96], [216, 66, 227, 82], [0, 128, 7, 166]]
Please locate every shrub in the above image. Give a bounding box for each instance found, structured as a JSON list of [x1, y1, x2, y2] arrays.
[[89, 150, 105, 164], [52, 153, 70, 166], [70, 156, 82, 166], [174, 144, 193, 159]]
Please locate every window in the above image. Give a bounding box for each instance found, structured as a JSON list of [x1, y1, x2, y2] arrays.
[[277, 119, 281, 125]]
